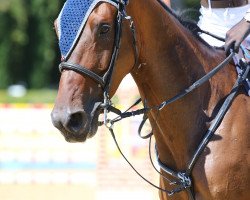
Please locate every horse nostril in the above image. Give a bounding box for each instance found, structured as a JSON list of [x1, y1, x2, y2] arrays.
[[66, 111, 87, 134], [51, 110, 63, 129]]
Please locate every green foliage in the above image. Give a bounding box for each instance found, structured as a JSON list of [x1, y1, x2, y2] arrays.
[[0, 0, 63, 89], [182, 0, 201, 21], [185, 0, 200, 8]]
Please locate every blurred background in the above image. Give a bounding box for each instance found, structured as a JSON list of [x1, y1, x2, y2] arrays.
[[0, 0, 200, 200]]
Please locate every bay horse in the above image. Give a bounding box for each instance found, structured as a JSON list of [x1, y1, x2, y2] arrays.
[[51, 0, 250, 199]]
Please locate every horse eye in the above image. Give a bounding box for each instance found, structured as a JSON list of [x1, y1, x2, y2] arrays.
[[99, 24, 111, 35]]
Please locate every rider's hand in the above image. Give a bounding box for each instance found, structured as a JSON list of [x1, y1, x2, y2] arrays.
[[224, 18, 250, 54]]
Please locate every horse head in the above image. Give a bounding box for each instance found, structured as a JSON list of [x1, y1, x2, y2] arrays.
[[51, 0, 136, 142]]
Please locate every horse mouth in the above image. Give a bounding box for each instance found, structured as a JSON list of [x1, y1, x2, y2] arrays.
[[64, 130, 88, 143]]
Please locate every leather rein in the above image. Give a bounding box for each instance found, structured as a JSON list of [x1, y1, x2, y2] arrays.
[[58, 0, 250, 199]]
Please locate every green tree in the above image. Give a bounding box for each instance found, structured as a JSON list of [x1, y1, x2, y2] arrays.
[[0, 0, 29, 88], [27, 0, 61, 88], [0, 0, 63, 89], [0, 12, 11, 88]]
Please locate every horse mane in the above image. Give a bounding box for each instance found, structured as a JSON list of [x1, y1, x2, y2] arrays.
[[160, 3, 211, 47], [176, 10, 211, 46]]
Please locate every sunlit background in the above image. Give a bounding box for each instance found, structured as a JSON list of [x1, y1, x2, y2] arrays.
[[0, 76, 162, 200], [0, 0, 199, 200]]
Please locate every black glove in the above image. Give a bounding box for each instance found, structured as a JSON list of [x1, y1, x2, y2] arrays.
[[224, 18, 250, 54]]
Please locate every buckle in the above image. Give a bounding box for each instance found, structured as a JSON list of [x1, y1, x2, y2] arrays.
[[168, 173, 192, 196], [178, 172, 192, 188]]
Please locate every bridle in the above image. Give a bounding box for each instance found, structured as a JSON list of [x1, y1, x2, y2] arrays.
[[57, 0, 250, 199], [59, 0, 138, 126]]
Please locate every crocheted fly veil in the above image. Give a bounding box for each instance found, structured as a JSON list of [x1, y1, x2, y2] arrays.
[[58, 0, 124, 60]]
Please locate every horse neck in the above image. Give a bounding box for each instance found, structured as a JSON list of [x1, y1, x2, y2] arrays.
[[127, 0, 234, 170]]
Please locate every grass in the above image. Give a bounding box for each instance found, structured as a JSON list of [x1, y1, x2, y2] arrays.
[[0, 88, 137, 105], [0, 89, 57, 104]]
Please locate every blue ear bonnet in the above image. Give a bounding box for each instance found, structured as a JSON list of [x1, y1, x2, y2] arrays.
[[58, 0, 128, 59]]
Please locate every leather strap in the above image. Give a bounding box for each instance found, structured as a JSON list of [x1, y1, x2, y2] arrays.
[[59, 62, 105, 87], [201, 0, 249, 8]]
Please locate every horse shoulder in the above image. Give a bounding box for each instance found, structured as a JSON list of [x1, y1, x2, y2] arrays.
[[197, 92, 250, 199]]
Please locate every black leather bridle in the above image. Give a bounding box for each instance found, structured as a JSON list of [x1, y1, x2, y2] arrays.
[[59, 0, 138, 126]]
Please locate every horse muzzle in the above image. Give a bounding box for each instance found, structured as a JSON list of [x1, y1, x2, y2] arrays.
[[51, 102, 102, 142]]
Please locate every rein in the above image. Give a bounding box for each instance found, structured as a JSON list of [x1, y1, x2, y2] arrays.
[[58, 0, 250, 199]]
